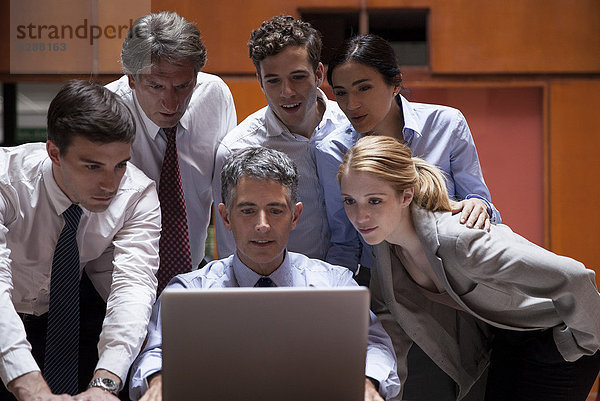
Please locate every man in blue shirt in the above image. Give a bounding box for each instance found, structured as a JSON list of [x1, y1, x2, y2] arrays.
[[130, 147, 400, 401]]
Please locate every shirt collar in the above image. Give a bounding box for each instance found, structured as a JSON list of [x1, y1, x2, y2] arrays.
[[264, 88, 330, 140], [232, 250, 294, 287], [41, 158, 90, 217], [397, 94, 423, 144]]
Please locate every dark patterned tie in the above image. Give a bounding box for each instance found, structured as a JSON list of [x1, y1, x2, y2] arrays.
[[157, 126, 192, 294], [44, 204, 82, 395], [255, 277, 276, 287]]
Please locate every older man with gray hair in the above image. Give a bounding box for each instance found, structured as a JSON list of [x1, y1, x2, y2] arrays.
[[107, 11, 237, 292], [129, 147, 400, 401]]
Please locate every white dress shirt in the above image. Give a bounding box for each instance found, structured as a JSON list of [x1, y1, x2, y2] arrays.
[[0, 143, 160, 385], [213, 89, 348, 260], [129, 251, 400, 400], [106, 73, 237, 266]]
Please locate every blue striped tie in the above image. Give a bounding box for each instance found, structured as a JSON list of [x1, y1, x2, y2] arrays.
[[44, 204, 82, 395]]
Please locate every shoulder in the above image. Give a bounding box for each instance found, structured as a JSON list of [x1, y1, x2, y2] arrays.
[[105, 75, 133, 102], [194, 72, 233, 96], [173, 256, 235, 288], [315, 122, 357, 156], [288, 252, 354, 284], [0, 143, 47, 184], [218, 107, 269, 150]]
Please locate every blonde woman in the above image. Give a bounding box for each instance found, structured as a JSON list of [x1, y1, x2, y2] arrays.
[[338, 135, 600, 401]]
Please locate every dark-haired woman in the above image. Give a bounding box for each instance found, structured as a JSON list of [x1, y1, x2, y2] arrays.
[[315, 34, 501, 399]]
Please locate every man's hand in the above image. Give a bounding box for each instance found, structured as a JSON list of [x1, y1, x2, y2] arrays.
[[364, 378, 384, 401], [451, 198, 490, 231], [7, 371, 74, 401], [139, 373, 162, 401], [73, 369, 121, 401]]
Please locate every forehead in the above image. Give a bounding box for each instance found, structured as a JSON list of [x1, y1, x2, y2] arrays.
[[63, 136, 131, 161], [340, 170, 393, 193], [139, 58, 196, 82], [258, 45, 313, 77], [233, 177, 290, 205], [331, 61, 383, 85]]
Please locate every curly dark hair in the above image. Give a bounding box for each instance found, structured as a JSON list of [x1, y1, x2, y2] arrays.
[[248, 15, 322, 75]]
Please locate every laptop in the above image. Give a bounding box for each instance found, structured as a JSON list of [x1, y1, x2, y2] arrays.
[[161, 286, 370, 401]]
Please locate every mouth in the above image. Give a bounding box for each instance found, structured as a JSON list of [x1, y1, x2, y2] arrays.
[[351, 114, 367, 124], [251, 239, 274, 247], [280, 102, 301, 112], [92, 195, 114, 202], [357, 226, 377, 235]]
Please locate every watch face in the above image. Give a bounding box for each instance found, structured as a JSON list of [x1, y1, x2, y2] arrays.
[[101, 378, 119, 391]]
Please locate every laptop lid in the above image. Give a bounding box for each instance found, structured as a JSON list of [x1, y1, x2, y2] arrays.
[[161, 286, 370, 401]]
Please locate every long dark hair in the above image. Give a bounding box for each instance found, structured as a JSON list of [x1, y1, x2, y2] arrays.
[[327, 34, 402, 87]]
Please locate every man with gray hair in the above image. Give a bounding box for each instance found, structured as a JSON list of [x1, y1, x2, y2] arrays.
[[107, 11, 237, 292], [129, 147, 400, 401]]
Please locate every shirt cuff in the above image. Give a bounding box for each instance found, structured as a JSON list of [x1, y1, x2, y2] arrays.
[[0, 349, 40, 385], [465, 194, 493, 218]]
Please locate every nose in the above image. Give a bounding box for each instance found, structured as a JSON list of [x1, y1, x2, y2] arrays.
[[346, 93, 360, 111], [354, 203, 370, 225], [161, 88, 178, 112], [281, 78, 295, 98], [255, 210, 271, 233], [99, 170, 119, 193]]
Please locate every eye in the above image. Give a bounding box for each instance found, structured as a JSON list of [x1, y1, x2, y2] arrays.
[[358, 84, 372, 92], [175, 82, 192, 90], [270, 208, 284, 215], [368, 198, 382, 205], [116, 162, 128, 170], [148, 83, 162, 90], [343, 198, 356, 206], [265, 78, 280, 85], [240, 208, 254, 215], [85, 164, 100, 170], [333, 90, 347, 97], [292, 74, 307, 81]]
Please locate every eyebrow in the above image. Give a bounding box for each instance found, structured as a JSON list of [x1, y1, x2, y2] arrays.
[[80, 157, 131, 166], [235, 201, 288, 208], [332, 78, 371, 90], [263, 69, 309, 79], [340, 192, 387, 197]]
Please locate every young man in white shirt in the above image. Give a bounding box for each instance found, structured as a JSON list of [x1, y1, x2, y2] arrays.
[[130, 147, 400, 401], [213, 15, 348, 261], [0, 80, 160, 401]]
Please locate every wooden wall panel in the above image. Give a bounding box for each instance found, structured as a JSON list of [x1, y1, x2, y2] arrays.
[[223, 78, 267, 123], [549, 80, 600, 285], [408, 86, 545, 245], [430, 0, 600, 74]]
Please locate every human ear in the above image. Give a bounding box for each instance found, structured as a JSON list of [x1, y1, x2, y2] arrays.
[[218, 203, 232, 231], [46, 140, 62, 167], [315, 62, 325, 87], [127, 75, 136, 90], [401, 187, 414, 207], [290, 202, 303, 229]]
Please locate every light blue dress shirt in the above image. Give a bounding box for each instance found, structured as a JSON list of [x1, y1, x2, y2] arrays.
[[129, 251, 400, 400], [212, 89, 349, 261], [315, 94, 501, 271]]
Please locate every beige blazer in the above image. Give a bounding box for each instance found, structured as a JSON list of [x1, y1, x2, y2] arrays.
[[371, 205, 600, 400]]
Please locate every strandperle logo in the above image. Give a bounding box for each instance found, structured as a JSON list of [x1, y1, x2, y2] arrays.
[[15, 19, 134, 46], [10, 0, 150, 74]]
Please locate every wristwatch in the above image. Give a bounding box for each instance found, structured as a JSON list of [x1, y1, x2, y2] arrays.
[[88, 377, 119, 396]]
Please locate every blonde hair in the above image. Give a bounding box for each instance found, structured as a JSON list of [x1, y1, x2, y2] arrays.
[[337, 136, 452, 212]]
